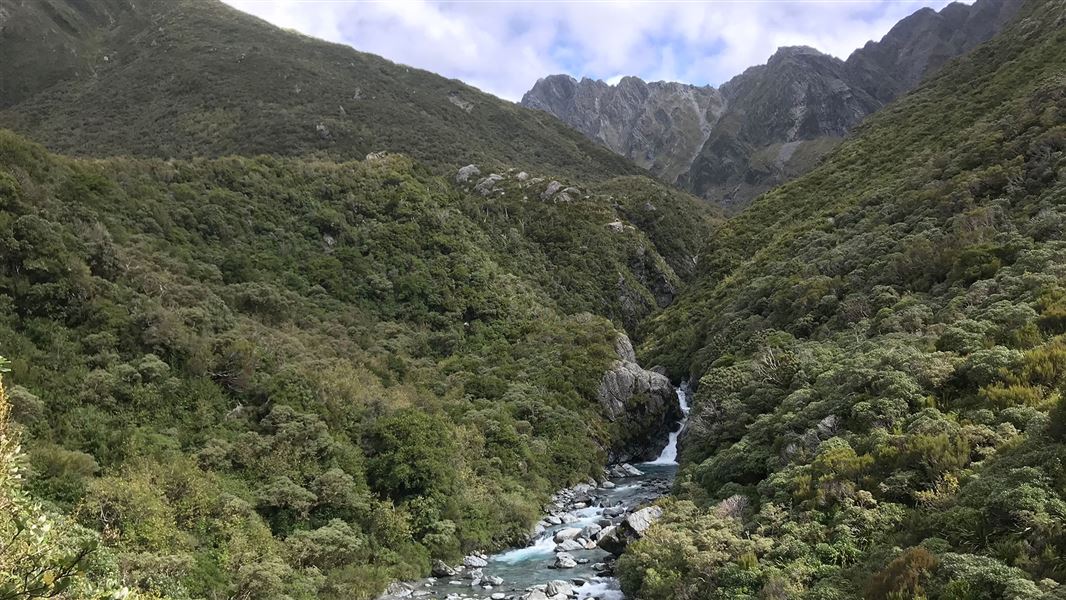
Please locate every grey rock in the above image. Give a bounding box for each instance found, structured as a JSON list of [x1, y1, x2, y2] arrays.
[[520, 0, 1022, 210], [545, 581, 573, 597], [597, 506, 663, 555], [540, 180, 562, 201], [464, 555, 489, 568], [553, 527, 582, 543], [554, 539, 584, 552], [474, 174, 504, 196], [597, 335, 680, 463], [432, 559, 458, 578], [456, 164, 481, 183], [553, 553, 577, 569]]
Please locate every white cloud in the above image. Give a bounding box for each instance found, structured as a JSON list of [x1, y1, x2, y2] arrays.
[[222, 0, 960, 101]]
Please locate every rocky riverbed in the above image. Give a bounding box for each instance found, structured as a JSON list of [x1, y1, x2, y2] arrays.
[[380, 387, 690, 600]]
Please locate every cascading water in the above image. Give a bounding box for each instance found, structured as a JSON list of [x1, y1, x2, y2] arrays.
[[381, 385, 691, 600], [647, 385, 690, 466]]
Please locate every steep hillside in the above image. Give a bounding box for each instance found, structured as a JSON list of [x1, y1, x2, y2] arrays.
[[0, 128, 713, 598], [522, 0, 1024, 210], [623, 0, 1066, 597], [0, 0, 638, 182]]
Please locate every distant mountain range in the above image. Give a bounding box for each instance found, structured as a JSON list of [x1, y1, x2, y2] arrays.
[[521, 0, 1024, 210]]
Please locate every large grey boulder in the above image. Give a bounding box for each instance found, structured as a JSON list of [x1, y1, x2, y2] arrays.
[[455, 164, 480, 183], [553, 552, 577, 569], [597, 505, 663, 555], [431, 559, 457, 578], [597, 335, 681, 462]]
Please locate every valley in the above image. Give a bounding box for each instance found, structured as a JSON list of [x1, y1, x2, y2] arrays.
[[1, 0, 1064, 599]]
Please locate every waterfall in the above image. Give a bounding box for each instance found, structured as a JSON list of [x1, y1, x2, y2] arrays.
[[647, 385, 690, 465]]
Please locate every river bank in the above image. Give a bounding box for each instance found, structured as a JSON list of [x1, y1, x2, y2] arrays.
[[380, 387, 690, 600]]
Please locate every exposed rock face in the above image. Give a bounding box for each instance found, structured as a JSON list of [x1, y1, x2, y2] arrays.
[[522, 75, 726, 184], [521, 0, 1023, 210], [597, 334, 680, 463], [597, 505, 664, 555]]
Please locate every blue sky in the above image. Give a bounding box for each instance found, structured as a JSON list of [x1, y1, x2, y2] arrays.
[[221, 0, 960, 101]]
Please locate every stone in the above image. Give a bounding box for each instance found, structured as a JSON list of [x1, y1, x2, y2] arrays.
[[597, 506, 663, 555], [485, 576, 504, 586], [554, 539, 583, 552], [474, 174, 504, 196], [384, 582, 413, 597], [464, 555, 489, 568], [553, 553, 577, 569], [545, 581, 573, 596], [523, 591, 549, 600], [600, 481, 615, 489], [465, 568, 483, 580], [606, 221, 625, 233], [456, 164, 480, 183], [581, 523, 602, 539], [432, 559, 458, 578], [492, 595, 506, 600], [540, 181, 562, 201], [553, 527, 582, 543], [516, 171, 529, 181]]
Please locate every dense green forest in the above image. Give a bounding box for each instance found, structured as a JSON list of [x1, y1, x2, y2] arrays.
[[0, 130, 711, 598], [3, 0, 1066, 599], [624, 1, 1066, 598]]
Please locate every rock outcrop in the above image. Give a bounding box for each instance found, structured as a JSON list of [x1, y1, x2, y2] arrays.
[[597, 505, 664, 555], [521, 0, 1023, 211], [598, 334, 680, 463]]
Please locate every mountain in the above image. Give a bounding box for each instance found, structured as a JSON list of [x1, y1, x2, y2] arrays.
[[0, 0, 639, 182], [621, 0, 1066, 597], [0, 128, 714, 597], [0, 0, 722, 597], [521, 0, 1025, 210], [520, 76, 726, 184]]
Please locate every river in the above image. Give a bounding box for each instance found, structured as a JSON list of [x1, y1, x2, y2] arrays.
[[389, 386, 690, 600]]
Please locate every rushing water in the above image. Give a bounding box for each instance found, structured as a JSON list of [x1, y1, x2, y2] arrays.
[[395, 386, 691, 600], [646, 386, 690, 466]]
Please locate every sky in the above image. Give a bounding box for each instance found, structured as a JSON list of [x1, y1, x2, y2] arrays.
[[220, 0, 961, 102]]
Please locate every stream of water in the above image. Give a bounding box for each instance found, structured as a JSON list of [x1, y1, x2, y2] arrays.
[[388, 386, 690, 600]]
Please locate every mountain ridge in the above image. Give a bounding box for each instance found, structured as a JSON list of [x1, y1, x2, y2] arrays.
[[521, 0, 1025, 210]]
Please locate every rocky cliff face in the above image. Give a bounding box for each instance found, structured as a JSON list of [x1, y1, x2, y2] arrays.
[[597, 334, 680, 463], [522, 76, 726, 184], [521, 0, 1023, 210]]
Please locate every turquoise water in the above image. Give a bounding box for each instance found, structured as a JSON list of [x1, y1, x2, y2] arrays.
[[411, 386, 689, 599]]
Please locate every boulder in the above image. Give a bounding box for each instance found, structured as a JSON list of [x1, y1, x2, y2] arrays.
[[474, 174, 504, 196], [516, 171, 530, 181], [553, 553, 577, 569], [463, 554, 489, 568], [553, 527, 582, 543], [465, 568, 483, 580], [597, 335, 681, 463], [540, 180, 563, 201], [580, 523, 602, 539], [485, 576, 504, 586], [383, 582, 413, 598], [431, 559, 458, 578], [545, 580, 573, 596], [597, 506, 663, 555], [554, 539, 584, 552], [456, 164, 480, 183]]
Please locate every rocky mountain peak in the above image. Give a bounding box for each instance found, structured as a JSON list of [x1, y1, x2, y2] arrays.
[[521, 0, 1023, 210]]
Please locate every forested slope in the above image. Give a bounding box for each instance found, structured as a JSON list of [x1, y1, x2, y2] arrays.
[[626, 1, 1066, 598], [0, 0, 638, 182], [0, 130, 712, 598]]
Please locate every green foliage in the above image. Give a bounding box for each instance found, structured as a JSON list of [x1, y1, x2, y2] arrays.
[[626, 2, 1066, 598], [0, 0, 640, 184], [0, 128, 712, 597]]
